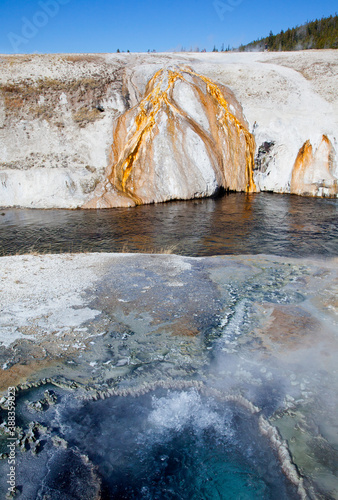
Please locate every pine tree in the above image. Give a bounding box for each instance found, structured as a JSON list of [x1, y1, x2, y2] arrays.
[[237, 14, 338, 52]]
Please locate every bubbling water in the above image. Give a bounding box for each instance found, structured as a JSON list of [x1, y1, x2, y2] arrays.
[[50, 388, 298, 499], [0, 385, 300, 499]]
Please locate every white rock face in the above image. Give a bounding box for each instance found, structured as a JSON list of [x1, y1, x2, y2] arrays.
[[198, 51, 338, 197], [0, 51, 337, 208]]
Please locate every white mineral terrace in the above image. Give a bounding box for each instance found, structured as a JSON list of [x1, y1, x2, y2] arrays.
[[0, 50, 337, 208]]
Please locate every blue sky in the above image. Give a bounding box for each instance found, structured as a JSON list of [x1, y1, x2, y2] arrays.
[[0, 0, 337, 54]]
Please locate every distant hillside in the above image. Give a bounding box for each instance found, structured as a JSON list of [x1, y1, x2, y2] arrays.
[[238, 14, 338, 52]]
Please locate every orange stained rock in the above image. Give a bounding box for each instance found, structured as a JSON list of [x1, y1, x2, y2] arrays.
[[291, 135, 337, 197], [184, 67, 256, 192], [291, 140, 313, 192], [0, 358, 57, 393], [113, 69, 187, 199], [85, 66, 257, 208]]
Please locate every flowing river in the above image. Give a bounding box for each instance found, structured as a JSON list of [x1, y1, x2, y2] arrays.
[[1, 193, 337, 257]]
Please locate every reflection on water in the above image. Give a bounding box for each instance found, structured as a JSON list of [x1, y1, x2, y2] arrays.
[[0, 193, 337, 257]]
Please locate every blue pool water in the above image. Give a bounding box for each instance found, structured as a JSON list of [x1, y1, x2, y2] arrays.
[[0, 387, 299, 499]]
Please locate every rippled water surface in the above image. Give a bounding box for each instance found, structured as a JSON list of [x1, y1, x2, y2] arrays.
[[1, 193, 337, 256]]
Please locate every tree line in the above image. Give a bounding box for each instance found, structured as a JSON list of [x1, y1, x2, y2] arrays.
[[238, 14, 338, 52], [115, 14, 337, 54]]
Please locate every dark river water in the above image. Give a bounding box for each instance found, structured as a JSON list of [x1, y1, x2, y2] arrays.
[[0, 193, 337, 257]]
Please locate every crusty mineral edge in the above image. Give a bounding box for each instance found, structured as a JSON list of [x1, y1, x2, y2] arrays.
[[259, 414, 309, 500], [3, 374, 310, 498]]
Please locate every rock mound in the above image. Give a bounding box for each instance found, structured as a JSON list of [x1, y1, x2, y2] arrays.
[[84, 66, 256, 208]]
